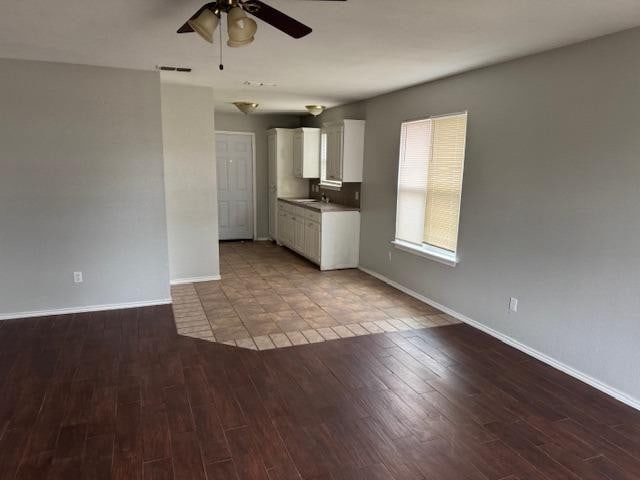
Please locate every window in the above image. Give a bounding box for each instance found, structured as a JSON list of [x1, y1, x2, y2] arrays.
[[394, 112, 467, 266], [319, 131, 342, 190]]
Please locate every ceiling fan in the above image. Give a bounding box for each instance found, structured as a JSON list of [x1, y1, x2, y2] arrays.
[[177, 0, 346, 48]]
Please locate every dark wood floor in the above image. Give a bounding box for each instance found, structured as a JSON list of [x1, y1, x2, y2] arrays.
[[1, 305, 639, 479]]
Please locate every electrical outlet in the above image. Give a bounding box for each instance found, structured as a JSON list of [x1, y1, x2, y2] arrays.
[[355, 191, 359, 201], [74, 271, 83, 284], [509, 297, 518, 312], [388, 251, 392, 261]]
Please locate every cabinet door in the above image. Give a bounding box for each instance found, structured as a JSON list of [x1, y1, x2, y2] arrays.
[[293, 216, 305, 252], [305, 220, 321, 262], [293, 132, 303, 178], [304, 220, 314, 259], [326, 126, 343, 181], [277, 205, 286, 245], [335, 126, 344, 180], [288, 216, 293, 246], [277, 210, 285, 245], [268, 133, 278, 239], [325, 128, 336, 180], [285, 214, 294, 247], [314, 222, 321, 262]]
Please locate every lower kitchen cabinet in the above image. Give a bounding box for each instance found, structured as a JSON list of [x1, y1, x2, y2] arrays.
[[277, 200, 360, 270], [293, 215, 305, 253], [304, 219, 321, 263]]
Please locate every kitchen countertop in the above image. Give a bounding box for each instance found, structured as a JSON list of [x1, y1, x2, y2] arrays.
[[278, 197, 360, 213]]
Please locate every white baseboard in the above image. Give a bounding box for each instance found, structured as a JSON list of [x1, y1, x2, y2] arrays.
[[0, 298, 173, 321], [170, 275, 221, 286], [358, 265, 640, 412]]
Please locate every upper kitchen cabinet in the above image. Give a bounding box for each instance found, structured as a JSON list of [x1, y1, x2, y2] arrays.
[[323, 119, 366, 183], [293, 128, 320, 178]]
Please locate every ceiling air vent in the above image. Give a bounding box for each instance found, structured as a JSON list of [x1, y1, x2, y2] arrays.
[[157, 66, 192, 72], [243, 81, 277, 87]]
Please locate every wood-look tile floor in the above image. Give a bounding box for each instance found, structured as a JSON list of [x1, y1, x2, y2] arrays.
[[172, 241, 459, 348], [2, 305, 640, 479]]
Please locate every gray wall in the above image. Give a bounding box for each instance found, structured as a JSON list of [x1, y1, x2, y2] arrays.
[[162, 84, 220, 283], [311, 28, 640, 403], [215, 112, 301, 239], [0, 59, 170, 317]]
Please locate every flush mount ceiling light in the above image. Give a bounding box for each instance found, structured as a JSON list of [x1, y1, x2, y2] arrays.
[[233, 102, 259, 114], [177, 0, 346, 69], [305, 105, 325, 116]]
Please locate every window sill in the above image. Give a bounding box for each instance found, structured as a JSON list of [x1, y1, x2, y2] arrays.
[[391, 240, 458, 267]]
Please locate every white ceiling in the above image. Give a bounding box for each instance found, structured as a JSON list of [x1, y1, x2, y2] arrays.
[[2, 0, 640, 113]]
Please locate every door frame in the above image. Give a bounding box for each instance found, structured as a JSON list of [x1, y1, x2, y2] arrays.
[[215, 130, 258, 241]]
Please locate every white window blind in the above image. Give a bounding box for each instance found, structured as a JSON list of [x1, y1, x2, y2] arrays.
[[424, 114, 467, 251], [395, 112, 467, 256], [319, 131, 342, 189], [396, 120, 432, 244]]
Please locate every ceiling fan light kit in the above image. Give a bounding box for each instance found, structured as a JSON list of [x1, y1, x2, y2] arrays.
[[233, 101, 259, 114], [305, 105, 325, 116], [177, 0, 345, 70], [188, 8, 220, 43], [227, 6, 258, 47]]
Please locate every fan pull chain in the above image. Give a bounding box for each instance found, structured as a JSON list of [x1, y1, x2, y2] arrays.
[[219, 17, 224, 71]]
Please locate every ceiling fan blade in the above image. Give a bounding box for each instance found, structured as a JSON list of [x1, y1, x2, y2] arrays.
[[177, 22, 193, 33], [242, 0, 312, 39], [177, 2, 218, 34]]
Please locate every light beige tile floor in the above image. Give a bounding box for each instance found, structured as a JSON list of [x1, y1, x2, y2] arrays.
[[171, 241, 460, 348]]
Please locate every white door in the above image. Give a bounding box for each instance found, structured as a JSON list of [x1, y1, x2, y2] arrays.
[[268, 132, 278, 240], [216, 133, 254, 240]]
